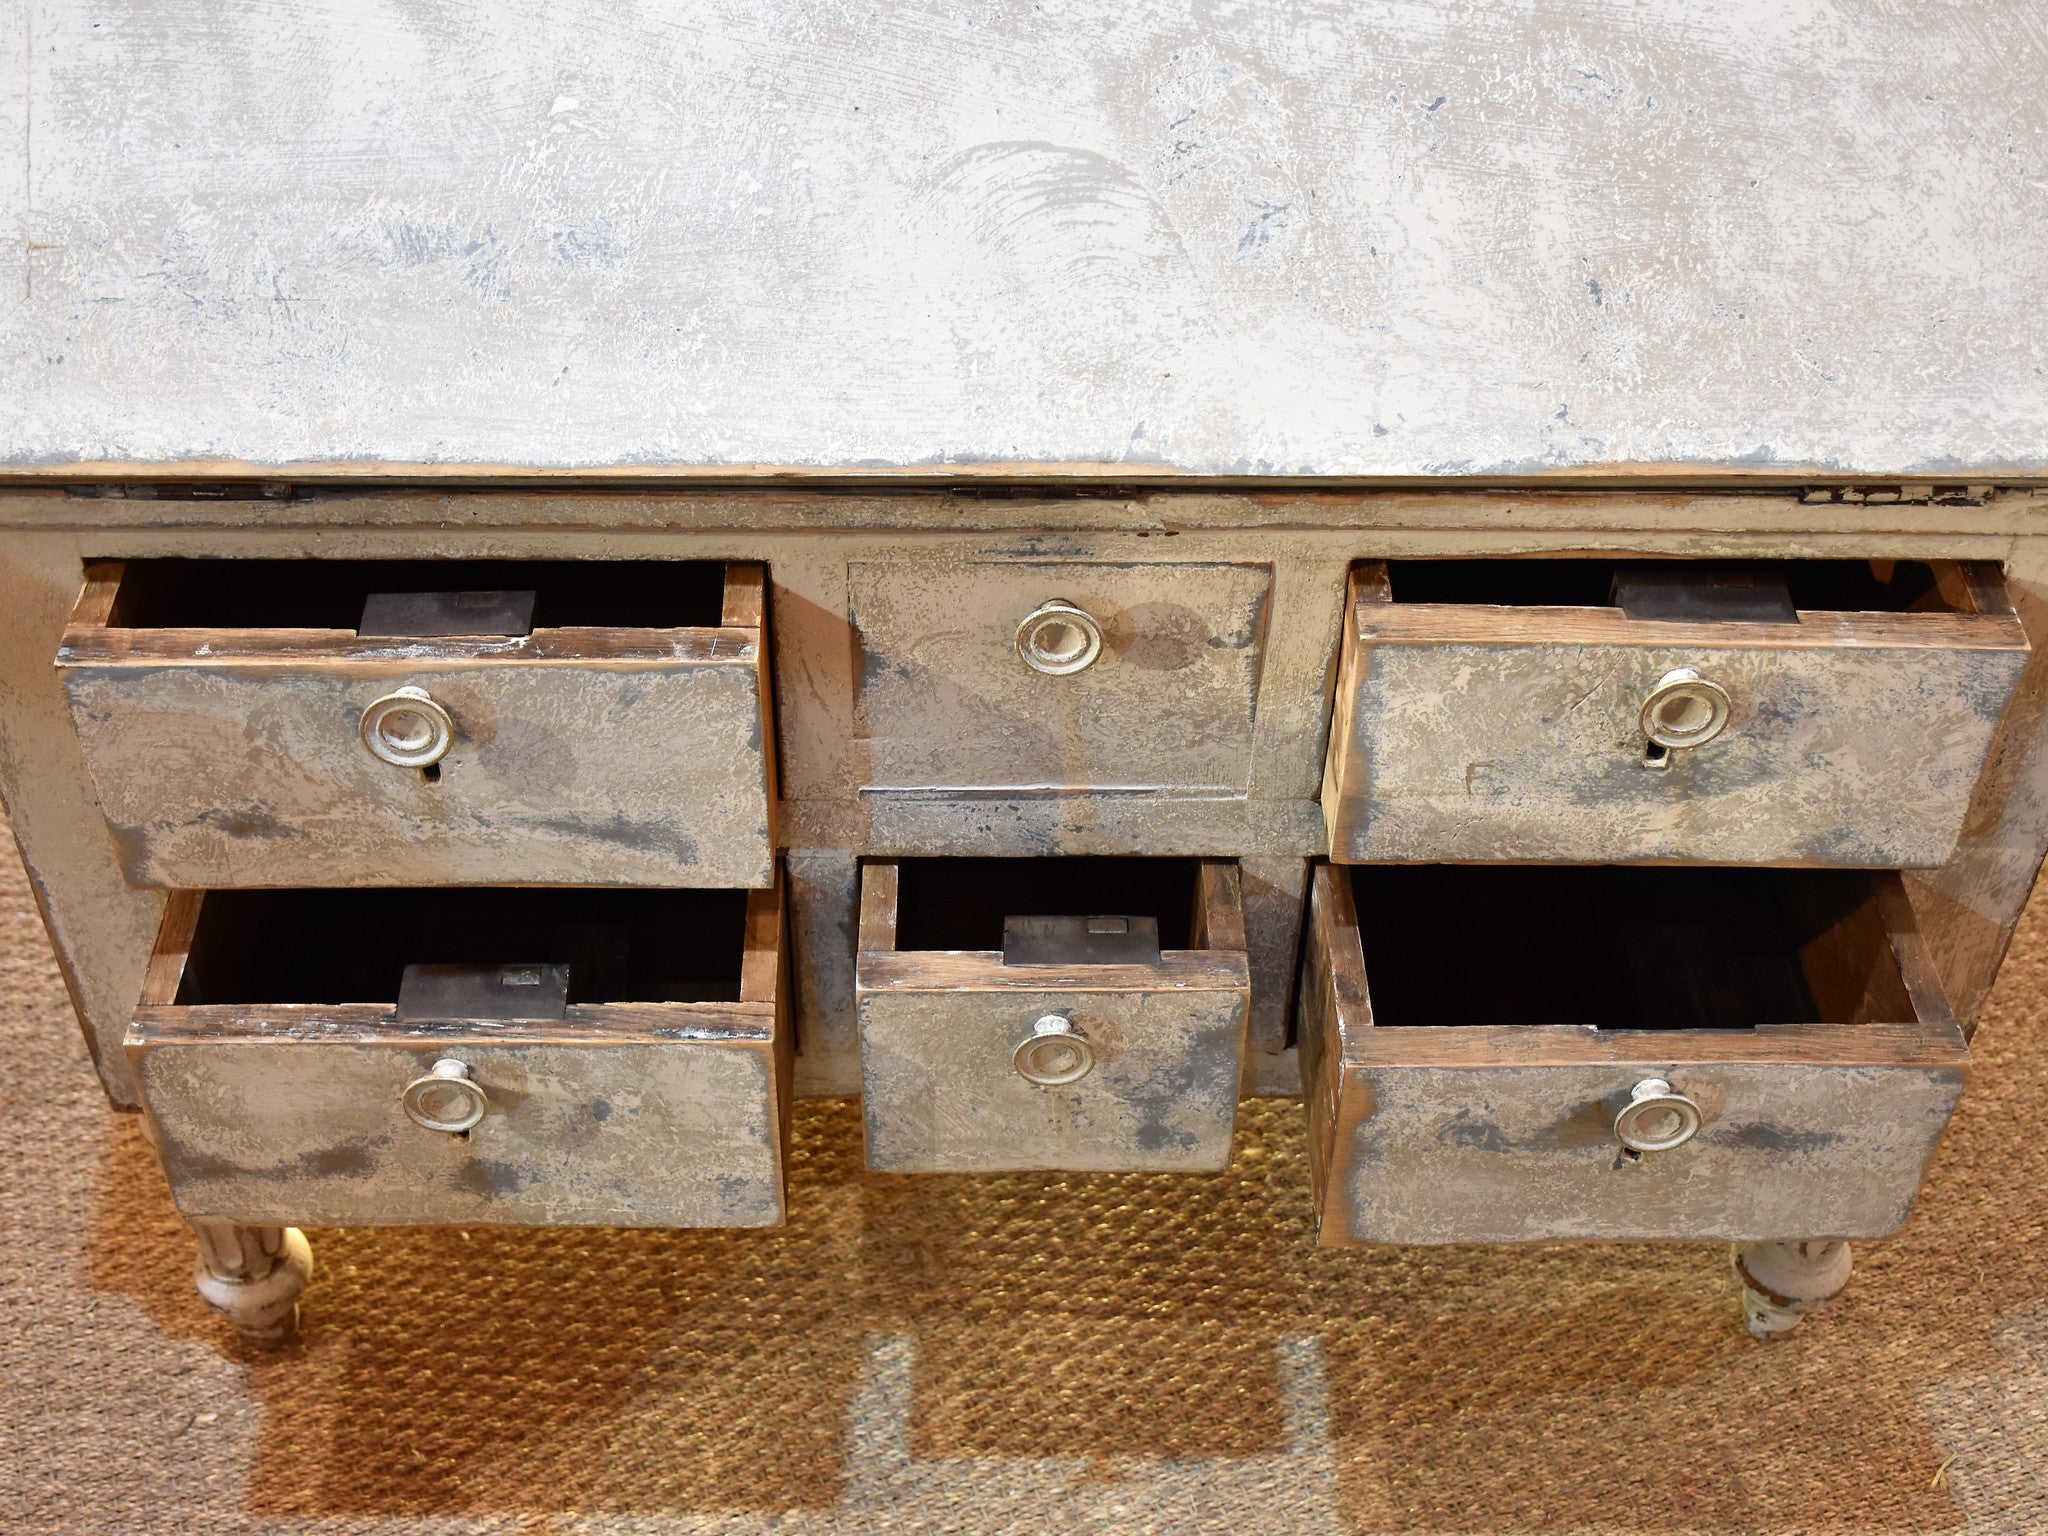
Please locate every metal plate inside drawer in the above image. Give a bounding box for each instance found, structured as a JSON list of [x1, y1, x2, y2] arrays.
[[127, 881, 791, 1228], [1322, 559, 2030, 866], [58, 559, 776, 888], [856, 857, 1250, 1173], [1298, 863, 1970, 1244]]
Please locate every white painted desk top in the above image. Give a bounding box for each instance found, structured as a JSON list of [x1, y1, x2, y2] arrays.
[[4, 2, 2044, 481]]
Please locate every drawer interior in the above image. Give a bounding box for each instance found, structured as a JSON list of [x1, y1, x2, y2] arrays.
[[171, 887, 750, 1006], [887, 857, 1202, 951], [1379, 558, 1986, 614], [1347, 865, 1914, 1030], [87, 558, 732, 631]]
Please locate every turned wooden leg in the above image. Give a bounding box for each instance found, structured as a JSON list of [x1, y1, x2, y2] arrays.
[[190, 1220, 314, 1344], [1733, 1240, 1852, 1339]]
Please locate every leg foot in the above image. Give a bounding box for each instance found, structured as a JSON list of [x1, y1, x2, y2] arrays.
[[1733, 1240, 1852, 1339], [190, 1221, 314, 1344]]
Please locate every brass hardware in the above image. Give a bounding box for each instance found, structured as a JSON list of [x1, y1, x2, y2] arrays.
[[1013, 1014, 1095, 1086], [1015, 600, 1104, 676], [1613, 1077, 1702, 1153], [360, 685, 455, 768], [1638, 668, 1731, 757], [402, 1058, 489, 1133]]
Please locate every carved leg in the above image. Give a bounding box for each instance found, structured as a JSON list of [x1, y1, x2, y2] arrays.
[[1732, 1240, 1852, 1339], [190, 1221, 314, 1344]]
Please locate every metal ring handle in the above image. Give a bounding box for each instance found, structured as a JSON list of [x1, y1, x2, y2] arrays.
[[361, 686, 455, 768], [1015, 601, 1104, 676], [1614, 1077, 1702, 1153], [1639, 668, 1731, 751], [402, 1058, 489, 1133], [1013, 1014, 1095, 1086]]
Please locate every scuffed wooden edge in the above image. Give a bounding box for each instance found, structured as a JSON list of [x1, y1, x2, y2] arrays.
[[856, 950, 1249, 994], [1321, 566, 1385, 860], [57, 625, 762, 667], [1356, 602, 2028, 654], [853, 856, 1252, 994], [1192, 857, 1248, 953], [856, 860, 899, 953]]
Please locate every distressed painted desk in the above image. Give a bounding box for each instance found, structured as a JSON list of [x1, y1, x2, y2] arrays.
[[2, 1, 2045, 1341]]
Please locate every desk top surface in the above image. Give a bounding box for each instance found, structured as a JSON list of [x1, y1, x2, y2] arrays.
[[4, 1, 2044, 483]]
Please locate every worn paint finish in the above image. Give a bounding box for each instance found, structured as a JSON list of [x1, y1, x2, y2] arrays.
[[1327, 1060, 1963, 1243], [855, 858, 1251, 1172], [8, 498, 2048, 1117], [1326, 588, 2031, 867], [850, 561, 1270, 792], [859, 987, 1248, 1174], [4, 5, 2045, 478], [1239, 854, 1310, 1054], [134, 1028, 786, 1227], [1297, 865, 1973, 1244], [61, 645, 775, 888]]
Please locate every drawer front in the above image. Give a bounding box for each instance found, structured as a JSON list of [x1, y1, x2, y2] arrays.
[[859, 987, 1246, 1173], [1299, 866, 1971, 1244], [1324, 567, 2029, 866], [59, 564, 774, 888], [849, 560, 1270, 792], [126, 883, 791, 1227], [855, 859, 1251, 1172], [133, 1029, 787, 1228], [1315, 1059, 1964, 1245]]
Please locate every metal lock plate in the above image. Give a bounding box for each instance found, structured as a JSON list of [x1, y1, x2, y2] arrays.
[[1002, 914, 1162, 967], [1611, 566, 1797, 625], [394, 962, 570, 1022], [358, 589, 537, 637]]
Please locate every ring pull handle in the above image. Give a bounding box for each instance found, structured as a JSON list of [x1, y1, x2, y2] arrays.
[[1015, 601, 1104, 676], [361, 686, 455, 768], [1614, 1077, 1702, 1153], [1638, 668, 1731, 769], [1013, 1014, 1095, 1086], [402, 1058, 489, 1133]]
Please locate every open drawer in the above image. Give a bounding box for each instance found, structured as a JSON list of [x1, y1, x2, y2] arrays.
[[1322, 559, 2030, 866], [127, 879, 792, 1228], [1299, 863, 1969, 1244], [856, 857, 1251, 1173], [59, 559, 775, 887]]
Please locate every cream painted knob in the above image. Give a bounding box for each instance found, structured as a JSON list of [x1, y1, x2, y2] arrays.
[[361, 686, 455, 768], [402, 1058, 489, 1133], [1013, 1015, 1095, 1086], [1614, 1078, 1702, 1153], [1015, 601, 1104, 676], [1639, 669, 1731, 751]]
